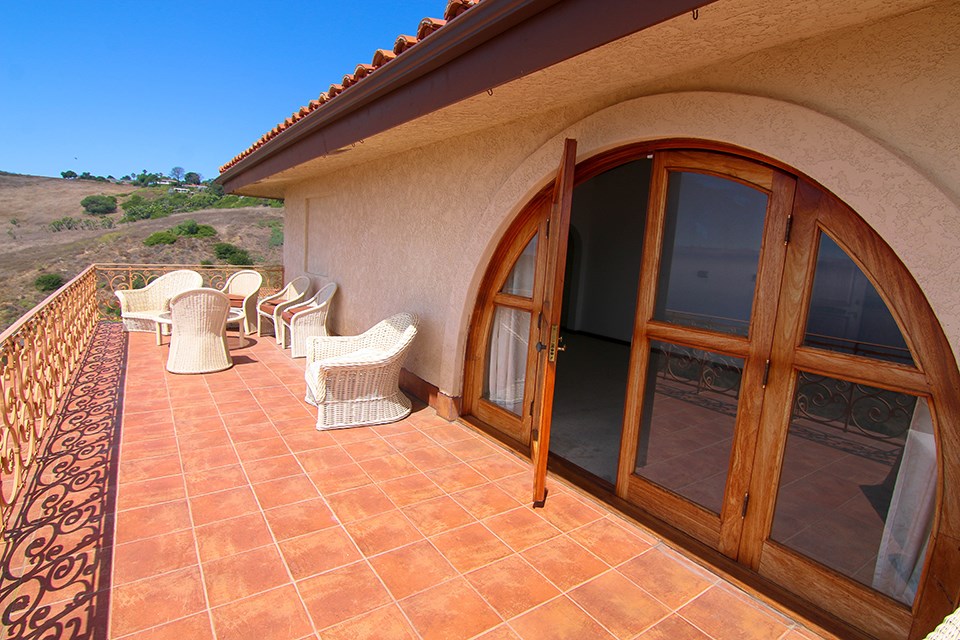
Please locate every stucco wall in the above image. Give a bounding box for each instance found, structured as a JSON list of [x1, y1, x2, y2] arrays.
[[283, 3, 960, 398]]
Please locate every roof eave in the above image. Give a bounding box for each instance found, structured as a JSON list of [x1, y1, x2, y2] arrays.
[[218, 0, 714, 193]]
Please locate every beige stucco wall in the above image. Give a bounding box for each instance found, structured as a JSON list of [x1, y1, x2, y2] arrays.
[[283, 2, 960, 398]]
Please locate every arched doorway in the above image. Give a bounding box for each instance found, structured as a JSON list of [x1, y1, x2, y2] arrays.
[[461, 140, 960, 638]]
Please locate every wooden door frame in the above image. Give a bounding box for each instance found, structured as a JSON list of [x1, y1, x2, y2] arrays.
[[459, 139, 960, 638], [616, 150, 796, 556]]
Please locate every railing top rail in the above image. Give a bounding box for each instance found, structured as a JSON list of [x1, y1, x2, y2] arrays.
[[94, 263, 282, 269]]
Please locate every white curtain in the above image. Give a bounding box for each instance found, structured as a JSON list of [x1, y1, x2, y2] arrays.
[[872, 398, 936, 605], [486, 307, 530, 412], [486, 235, 537, 413], [501, 236, 537, 297]]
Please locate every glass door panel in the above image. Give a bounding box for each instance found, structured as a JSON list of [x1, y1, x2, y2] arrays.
[[804, 233, 913, 365], [483, 306, 531, 415], [771, 374, 934, 605], [634, 340, 743, 515], [501, 235, 538, 297], [654, 171, 768, 336]]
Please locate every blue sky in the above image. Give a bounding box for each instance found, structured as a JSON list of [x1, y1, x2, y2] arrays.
[[0, 1, 444, 181]]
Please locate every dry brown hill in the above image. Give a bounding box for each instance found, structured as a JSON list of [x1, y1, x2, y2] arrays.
[[0, 173, 283, 331]]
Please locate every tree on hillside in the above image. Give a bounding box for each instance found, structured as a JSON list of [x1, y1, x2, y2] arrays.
[[61, 170, 77, 179], [184, 171, 201, 185], [170, 166, 185, 183], [80, 195, 117, 215]]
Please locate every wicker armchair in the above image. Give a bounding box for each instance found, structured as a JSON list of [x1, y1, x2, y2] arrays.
[[304, 312, 418, 430], [257, 276, 311, 339], [220, 269, 263, 335], [166, 288, 232, 374], [927, 608, 960, 639], [115, 269, 203, 333], [279, 283, 338, 358]]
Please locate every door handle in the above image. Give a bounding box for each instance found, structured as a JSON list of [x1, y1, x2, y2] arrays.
[[548, 325, 566, 362]]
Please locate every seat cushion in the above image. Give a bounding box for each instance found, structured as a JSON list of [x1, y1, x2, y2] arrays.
[[225, 293, 246, 308], [259, 301, 281, 315], [281, 304, 313, 324]]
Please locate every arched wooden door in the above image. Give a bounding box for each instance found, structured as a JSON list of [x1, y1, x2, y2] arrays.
[[461, 141, 960, 638]]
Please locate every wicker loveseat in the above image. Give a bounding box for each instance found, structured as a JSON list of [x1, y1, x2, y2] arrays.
[[304, 312, 418, 430], [220, 269, 263, 335], [115, 269, 203, 333], [166, 288, 233, 374], [257, 276, 311, 339], [278, 282, 337, 358]]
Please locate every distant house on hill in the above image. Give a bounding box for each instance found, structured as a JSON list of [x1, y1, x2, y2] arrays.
[[217, 1, 960, 637]]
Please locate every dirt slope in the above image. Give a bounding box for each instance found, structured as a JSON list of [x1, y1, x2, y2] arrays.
[[0, 173, 284, 331]]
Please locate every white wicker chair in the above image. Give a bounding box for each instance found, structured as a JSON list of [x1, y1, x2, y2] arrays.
[[220, 269, 263, 335], [279, 283, 338, 358], [257, 276, 311, 339], [115, 269, 203, 333], [166, 288, 232, 374], [304, 312, 418, 430]]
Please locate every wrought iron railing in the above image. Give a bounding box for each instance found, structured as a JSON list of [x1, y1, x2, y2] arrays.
[[0, 266, 99, 525], [1, 263, 283, 528], [95, 263, 283, 318]]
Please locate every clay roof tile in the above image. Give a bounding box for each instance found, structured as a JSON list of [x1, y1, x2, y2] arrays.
[[394, 34, 418, 55], [372, 49, 397, 68], [220, 1, 482, 175], [354, 63, 375, 79], [444, 0, 475, 21], [417, 17, 446, 40]]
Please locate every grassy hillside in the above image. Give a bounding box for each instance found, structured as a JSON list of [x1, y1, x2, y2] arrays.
[[0, 173, 283, 332]]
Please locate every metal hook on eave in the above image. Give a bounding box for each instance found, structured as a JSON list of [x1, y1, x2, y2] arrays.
[[692, 8, 699, 20], [487, 88, 494, 97]]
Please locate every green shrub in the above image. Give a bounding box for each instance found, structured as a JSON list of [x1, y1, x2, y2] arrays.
[[213, 242, 239, 259], [269, 225, 283, 247], [172, 219, 216, 237], [50, 216, 79, 232], [80, 194, 117, 215], [227, 249, 253, 265], [258, 218, 283, 247], [143, 231, 178, 246], [174, 219, 200, 235], [51, 215, 116, 231], [213, 242, 253, 265], [200, 259, 213, 266], [35, 273, 65, 292]]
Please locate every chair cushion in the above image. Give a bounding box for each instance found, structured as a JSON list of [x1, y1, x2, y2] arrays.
[[225, 293, 246, 308], [280, 304, 313, 324], [259, 301, 281, 315]]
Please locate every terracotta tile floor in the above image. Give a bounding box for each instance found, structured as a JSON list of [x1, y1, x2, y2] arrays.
[[1, 323, 838, 639]]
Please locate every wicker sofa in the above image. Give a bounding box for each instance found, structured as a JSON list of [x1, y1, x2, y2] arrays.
[[115, 269, 203, 333], [278, 282, 338, 358], [304, 312, 418, 430]]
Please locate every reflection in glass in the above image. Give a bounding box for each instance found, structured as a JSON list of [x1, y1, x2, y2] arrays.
[[771, 373, 933, 605], [501, 235, 538, 297], [654, 171, 768, 336], [483, 306, 531, 415], [634, 341, 743, 514], [804, 234, 913, 365]]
